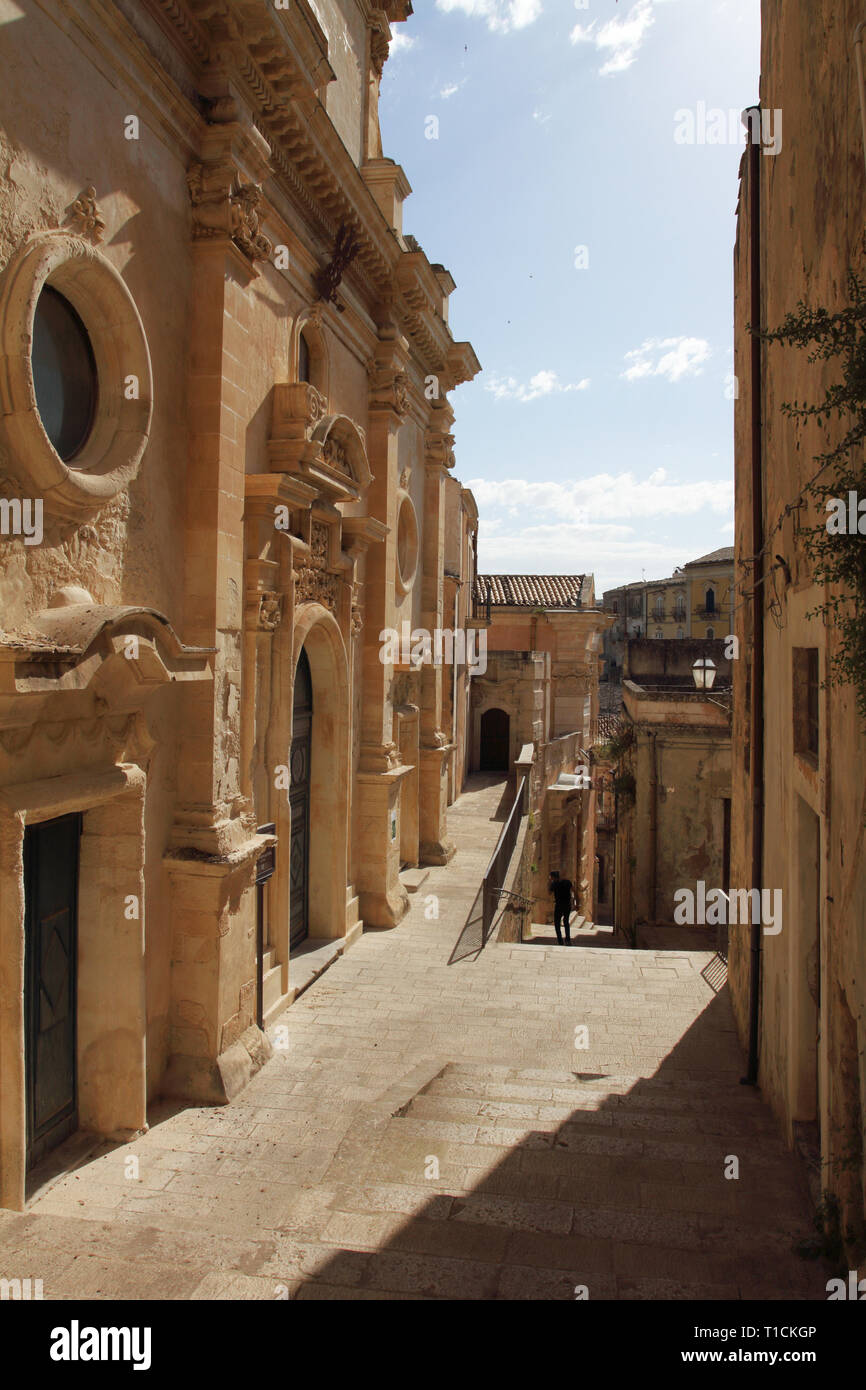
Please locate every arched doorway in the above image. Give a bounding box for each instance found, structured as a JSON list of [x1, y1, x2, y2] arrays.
[[289, 647, 313, 949], [480, 707, 510, 772]]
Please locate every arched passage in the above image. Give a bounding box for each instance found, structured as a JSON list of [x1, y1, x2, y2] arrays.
[[289, 648, 313, 948], [289, 606, 350, 944], [480, 707, 510, 772]]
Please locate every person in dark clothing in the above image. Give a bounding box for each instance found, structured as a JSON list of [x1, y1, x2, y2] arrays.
[[548, 870, 574, 945]]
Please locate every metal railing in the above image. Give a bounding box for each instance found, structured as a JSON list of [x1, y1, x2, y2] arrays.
[[481, 775, 526, 938], [472, 579, 492, 624]]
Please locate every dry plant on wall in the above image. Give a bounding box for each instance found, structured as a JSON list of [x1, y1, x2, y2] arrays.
[[757, 235, 866, 723]]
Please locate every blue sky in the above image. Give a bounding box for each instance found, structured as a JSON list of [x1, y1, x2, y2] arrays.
[[379, 0, 761, 594]]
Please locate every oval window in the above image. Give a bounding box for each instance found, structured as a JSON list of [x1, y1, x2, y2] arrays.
[[396, 494, 418, 593], [31, 285, 98, 462]]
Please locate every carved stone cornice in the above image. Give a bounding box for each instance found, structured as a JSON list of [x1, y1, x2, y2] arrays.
[[150, 0, 479, 378]]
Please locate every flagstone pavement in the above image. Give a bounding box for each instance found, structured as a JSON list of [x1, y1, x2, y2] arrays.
[[0, 776, 830, 1300]]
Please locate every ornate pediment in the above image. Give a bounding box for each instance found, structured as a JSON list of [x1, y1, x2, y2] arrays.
[[269, 385, 371, 502]]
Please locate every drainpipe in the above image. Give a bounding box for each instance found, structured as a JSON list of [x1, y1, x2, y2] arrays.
[[854, 25, 866, 177], [649, 731, 658, 925], [743, 106, 765, 1087]]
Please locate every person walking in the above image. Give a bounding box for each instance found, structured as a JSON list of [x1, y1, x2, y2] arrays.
[[548, 870, 574, 946]]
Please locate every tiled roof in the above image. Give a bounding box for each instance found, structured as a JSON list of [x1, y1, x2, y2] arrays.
[[475, 574, 588, 608], [685, 546, 735, 566]]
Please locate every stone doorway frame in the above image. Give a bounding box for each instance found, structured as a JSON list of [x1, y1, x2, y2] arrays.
[[286, 605, 350, 945], [0, 763, 146, 1211]]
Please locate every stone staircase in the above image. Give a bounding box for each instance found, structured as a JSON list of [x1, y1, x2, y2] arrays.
[[347, 1060, 828, 1300]]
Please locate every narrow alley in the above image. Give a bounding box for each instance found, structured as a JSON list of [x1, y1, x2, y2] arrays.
[[0, 777, 825, 1301]]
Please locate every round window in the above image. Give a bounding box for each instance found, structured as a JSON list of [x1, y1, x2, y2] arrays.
[[31, 285, 98, 462]]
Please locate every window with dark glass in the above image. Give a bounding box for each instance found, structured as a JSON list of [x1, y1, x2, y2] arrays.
[[31, 286, 97, 461], [793, 647, 820, 762], [705, 586, 716, 614], [298, 331, 311, 384]]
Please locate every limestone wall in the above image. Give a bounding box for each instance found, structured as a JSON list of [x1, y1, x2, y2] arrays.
[[732, 0, 866, 1236]]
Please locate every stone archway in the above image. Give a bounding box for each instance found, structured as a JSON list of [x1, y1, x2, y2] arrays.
[[480, 707, 510, 772], [289, 604, 350, 944]]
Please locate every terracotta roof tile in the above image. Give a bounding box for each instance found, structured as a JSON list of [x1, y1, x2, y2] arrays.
[[475, 574, 588, 608]]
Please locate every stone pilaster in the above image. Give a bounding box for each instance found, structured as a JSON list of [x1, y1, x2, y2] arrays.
[[356, 332, 413, 926], [418, 400, 456, 863]]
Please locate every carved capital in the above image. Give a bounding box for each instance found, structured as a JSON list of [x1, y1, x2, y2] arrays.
[[187, 161, 272, 265], [424, 427, 455, 470], [367, 359, 410, 420]]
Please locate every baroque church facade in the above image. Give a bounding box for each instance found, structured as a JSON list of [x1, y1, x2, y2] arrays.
[[0, 0, 480, 1209]]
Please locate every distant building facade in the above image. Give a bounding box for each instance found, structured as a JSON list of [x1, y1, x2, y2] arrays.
[[609, 638, 732, 944], [603, 548, 735, 680], [470, 574, 611, 922]]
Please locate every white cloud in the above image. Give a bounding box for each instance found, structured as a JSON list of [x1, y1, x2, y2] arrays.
[[571, 0, 658, 76], [622, 336, 711, 383], [468, 467, 734, 591], [485, 370, 590, 402], [388, 32, 416, 55], [435, 0, 542, 35], [467, 471, 732, 523], [440, 82, 460, 98]]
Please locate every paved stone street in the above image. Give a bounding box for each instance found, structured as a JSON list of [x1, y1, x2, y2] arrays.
[[0, 777, 827, 1300]]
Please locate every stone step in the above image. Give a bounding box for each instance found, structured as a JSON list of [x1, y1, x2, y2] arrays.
[[262, 963, 283, 1016], [399, 868, 430, 894], [406, 1092, 778, 1131], [419, 1074, 770, 1118]]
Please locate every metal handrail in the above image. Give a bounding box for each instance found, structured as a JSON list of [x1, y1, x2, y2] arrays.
[[481, 775, 526, 938]]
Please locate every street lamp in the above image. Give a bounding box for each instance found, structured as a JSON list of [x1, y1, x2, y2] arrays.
[[692, 656, 717, 690]]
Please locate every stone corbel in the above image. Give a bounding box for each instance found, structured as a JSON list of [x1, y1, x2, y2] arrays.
[[367, 335, 411, 421], [187, 109, 274, 271]]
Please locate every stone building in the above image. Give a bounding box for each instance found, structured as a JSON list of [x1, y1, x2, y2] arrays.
[[610, 639, 732, 944], [468, 573, 611, 922], [730, 3, 866, 1249], [0, 0, 480, 1210], [603, 547, 735, 679], [470, 573, 608, 773]]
